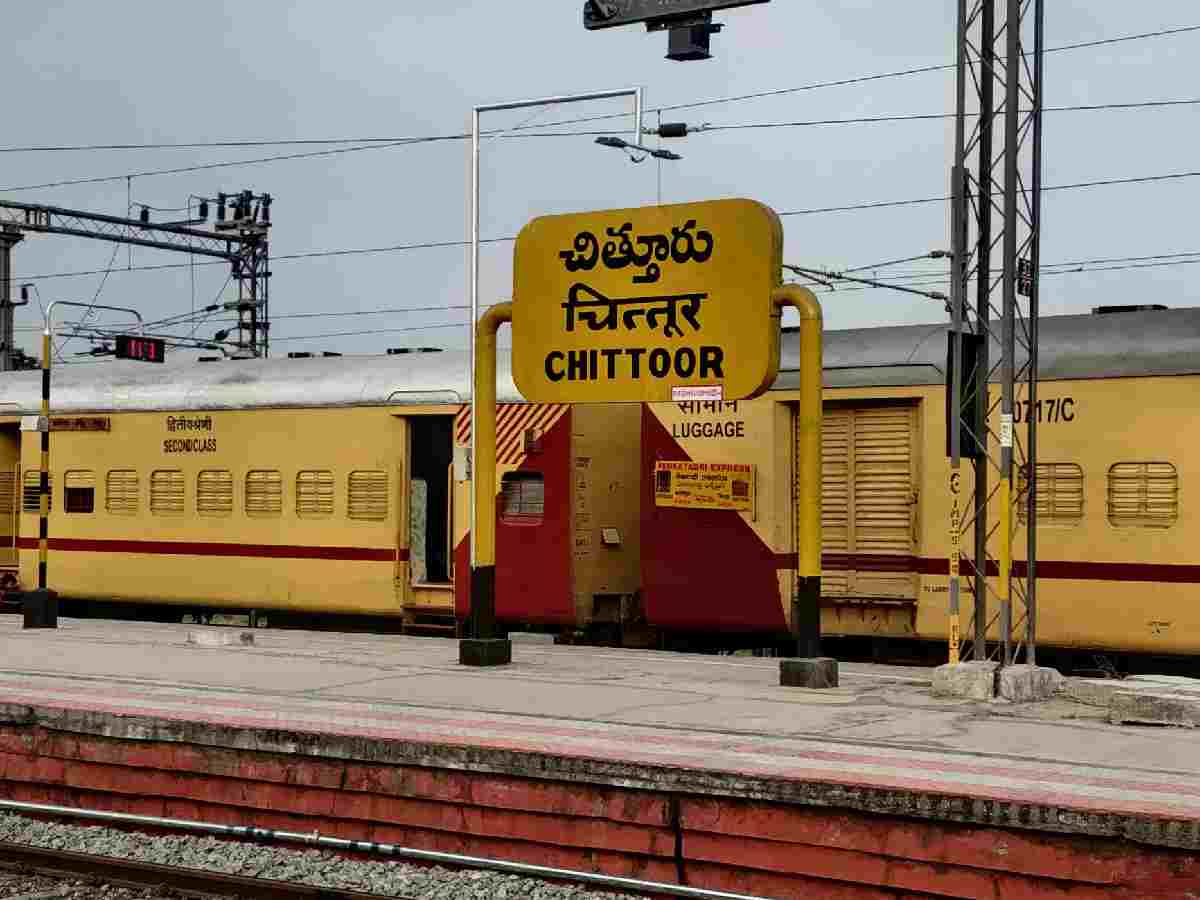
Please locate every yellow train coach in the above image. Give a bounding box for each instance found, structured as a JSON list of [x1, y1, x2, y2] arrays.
[[644, 303, 1200, 657], [0, 304, 1195, 660], [0, 350, 641, 632]]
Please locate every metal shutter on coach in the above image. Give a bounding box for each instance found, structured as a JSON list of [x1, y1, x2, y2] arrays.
[[245, 470, 282, 517], [0, 471, 16, 516], [150, 470, 184, 515], [197, 470, 233, 516], [348, 470, 388, 521], [816, 405, 917, 600], [296, 470, 334, 517], [23, 472, 51, 513], [1018, 463, 1084, 525], [106, 470, 138, 514], [1107, 462, 1178, 527]]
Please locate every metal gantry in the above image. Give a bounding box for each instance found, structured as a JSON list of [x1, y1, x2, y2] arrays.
[[0, 191, 271, 365], [948, 0, 1044, 667]]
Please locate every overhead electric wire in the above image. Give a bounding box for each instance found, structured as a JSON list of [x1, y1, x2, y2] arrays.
[[271, 304, 470, 320], [3, 97, 1194, 160], [272, 322, 468, 343], [0, 135, 465, 194], [693, 98, 1200, 133], [9, 160, 1200, 291], [1, 96, 1193, 197], [778, 168, 1200, 217], [521, 22, 1200, 132], [0, 19, 1194, 196]]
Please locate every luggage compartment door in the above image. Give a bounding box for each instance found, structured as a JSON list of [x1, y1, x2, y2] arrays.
[[816, 403, 918, 601]]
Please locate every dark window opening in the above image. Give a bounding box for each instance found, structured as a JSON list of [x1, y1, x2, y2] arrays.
[[501, 472, 545, 524], [65, 487, 95, 514], [409, 416, 454, 583]]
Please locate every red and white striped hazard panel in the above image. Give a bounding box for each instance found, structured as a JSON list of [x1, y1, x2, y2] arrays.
[[454, 404, 569, 466]]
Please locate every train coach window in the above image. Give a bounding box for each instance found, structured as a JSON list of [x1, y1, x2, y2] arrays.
[[348, 470, 388, 521], [107, 470, 139, 514], [296, 470, 334, 518], [1108, 462, 1178, 527], [500, 472, 545, 524], [1017, 463, 1083, 526], [64, 471, 95, 514], [246, 470, 283, 517], [22, 472, 50, 513], [150, 470, 185, 516], [197, 470, 233, 517]]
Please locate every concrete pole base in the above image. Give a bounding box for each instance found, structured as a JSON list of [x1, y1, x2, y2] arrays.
[[459, 638, 512, 667], [932, 661, 998, 700], [21, 589, 58, 630], [780, 657, 839, 689]]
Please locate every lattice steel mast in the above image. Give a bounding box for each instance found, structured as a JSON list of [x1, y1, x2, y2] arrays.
[[0, 191, 271, 365], [948, 0, 1044, 665]]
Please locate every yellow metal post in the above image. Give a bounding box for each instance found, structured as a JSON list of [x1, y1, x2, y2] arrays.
[[461, 301, 513, 667], [773, 285, 823, 658], [38, 332, 49, 591], [22, 327, 59, 629], [948, 495, 962, 664], [998, 472, 1012, 656]]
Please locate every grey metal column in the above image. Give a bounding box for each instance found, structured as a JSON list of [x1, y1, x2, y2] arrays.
[[949, 0, 1044, 666], [970, 0, 995, 660], [946, 0, 970, 663], [1025, 0, 1046, 666]]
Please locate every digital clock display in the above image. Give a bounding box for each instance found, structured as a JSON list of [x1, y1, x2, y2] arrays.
[[115, 335, 166, 363]]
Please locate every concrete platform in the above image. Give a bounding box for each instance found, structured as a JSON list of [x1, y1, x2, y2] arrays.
[[0, 618, 1199, 898]]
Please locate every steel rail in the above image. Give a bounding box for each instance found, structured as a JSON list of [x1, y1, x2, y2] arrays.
[[0, 799, 771, 900], [0, 839, 415, 899]]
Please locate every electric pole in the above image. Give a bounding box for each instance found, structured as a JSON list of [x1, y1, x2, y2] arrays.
[[947, 0, 1045, 666], [0, 191, 271, 362], [0, 228, 24, 372]]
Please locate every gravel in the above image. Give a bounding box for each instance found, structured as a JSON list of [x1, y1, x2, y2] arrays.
[[0, 812, 643, 899], [0, 867, 191, 899]]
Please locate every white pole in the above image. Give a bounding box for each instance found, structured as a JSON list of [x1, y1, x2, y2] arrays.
[[467, 86, 642, 569]]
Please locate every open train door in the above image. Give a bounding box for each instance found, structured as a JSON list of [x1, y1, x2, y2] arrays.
[[814, 402, 920, 633], [404, 414, 458, 627]]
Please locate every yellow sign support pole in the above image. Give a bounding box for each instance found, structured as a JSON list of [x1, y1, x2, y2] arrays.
[[773, 285, 823, 658], [37, 331, 50, 592], [461, 301, 513, 667]]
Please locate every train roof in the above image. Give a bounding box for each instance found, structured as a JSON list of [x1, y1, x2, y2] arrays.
[[779, 305, 1200, 390], [0, 306, 1196, 415]]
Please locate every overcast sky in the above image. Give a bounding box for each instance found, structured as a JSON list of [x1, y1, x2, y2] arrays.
[[1, 1, 1197, 362]]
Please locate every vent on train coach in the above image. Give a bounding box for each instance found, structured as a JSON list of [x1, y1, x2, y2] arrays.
[[1091, 304, 1168, 314]]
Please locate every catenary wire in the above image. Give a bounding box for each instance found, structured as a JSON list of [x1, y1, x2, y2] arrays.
[[272, 322, 468, 343], [9, 159, 1200, 291], [3, 97, 1197, 157], [0, 19, 1195, 193], [27, 255, 1198, 343], [524, 23, 1200, 130]]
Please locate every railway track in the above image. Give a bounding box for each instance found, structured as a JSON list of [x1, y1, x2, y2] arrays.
[[0, 840, 415, 900]]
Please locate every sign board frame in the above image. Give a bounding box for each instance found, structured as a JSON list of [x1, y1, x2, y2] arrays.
[[512, 198, 783, 404]]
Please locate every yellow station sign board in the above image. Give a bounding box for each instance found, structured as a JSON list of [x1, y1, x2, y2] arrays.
[[512, 198, 783, 403], [653, 460, 755, 512]]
